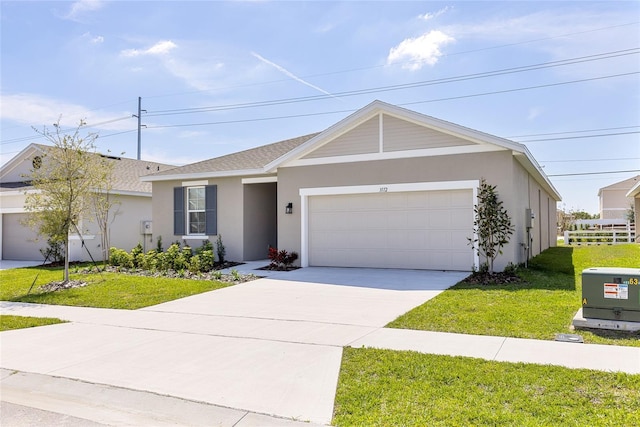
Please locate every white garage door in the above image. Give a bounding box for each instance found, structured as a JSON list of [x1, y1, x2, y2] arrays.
[[2, 213, 45, 261], [308, 189, 473, 270]]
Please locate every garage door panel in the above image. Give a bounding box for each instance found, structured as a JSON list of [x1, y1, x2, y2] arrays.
[[428, 210, 453, 228], [407, 192, 429, 208], [308, 189, 473, 270], [2, 213, 46, 261], [451, 230, 472, 250], [451, 190, 473, 206], [450, 208, 473, 224]]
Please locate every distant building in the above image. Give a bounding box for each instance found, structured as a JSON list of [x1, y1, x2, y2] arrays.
[[598, 175, 639, 220]]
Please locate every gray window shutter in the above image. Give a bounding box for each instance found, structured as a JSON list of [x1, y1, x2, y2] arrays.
[[205, 185, 217, 236], [173, 187, 185, 235]]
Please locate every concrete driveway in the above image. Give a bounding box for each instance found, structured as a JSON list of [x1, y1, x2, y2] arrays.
[[0, 260, 43, 270], [0, 267, 468, 425]]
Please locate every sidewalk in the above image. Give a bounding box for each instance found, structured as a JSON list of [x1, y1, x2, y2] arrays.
[[2, 273, 639, 426], [3, 300, 639, 374]]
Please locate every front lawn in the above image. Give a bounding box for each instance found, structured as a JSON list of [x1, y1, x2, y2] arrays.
[[388, 244, 640, 346], [0, 314, 66, 331], [0, 265, 236, 309], [333, 347, 640, 426]]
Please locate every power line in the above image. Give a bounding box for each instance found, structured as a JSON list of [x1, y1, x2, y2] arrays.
[[0, 116, 132, 145], [145, 48, 639, 116], [144, 70, 639, 131], [540, 157, 640, 163], [548, 170, 640, 177], [515, 131, 640, 142], [141, 21, 640, 100], [3, 49, 637, 145], [508, 125, 640, 138]]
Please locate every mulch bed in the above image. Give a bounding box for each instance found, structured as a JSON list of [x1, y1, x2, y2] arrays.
[[463, 271, 523, 285], [40, 280, 88, 292]]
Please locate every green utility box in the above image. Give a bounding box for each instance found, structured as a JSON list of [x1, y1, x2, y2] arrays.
[[582, 268, 640, 322]]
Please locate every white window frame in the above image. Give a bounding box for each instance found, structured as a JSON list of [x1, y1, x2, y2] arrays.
[[186, 186, 206, 235]]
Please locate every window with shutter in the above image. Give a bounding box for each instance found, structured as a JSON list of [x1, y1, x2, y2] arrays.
[[174, 185, 217, 236]]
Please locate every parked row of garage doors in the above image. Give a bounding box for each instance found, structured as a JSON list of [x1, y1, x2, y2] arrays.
[[308, 189, 474, 271]]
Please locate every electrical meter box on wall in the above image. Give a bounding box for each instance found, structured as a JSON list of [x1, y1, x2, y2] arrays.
[[582, 267, 640, 322]]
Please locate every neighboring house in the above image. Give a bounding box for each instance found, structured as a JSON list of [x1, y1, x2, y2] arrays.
[[142, 100, 561, 272], [0, 143, 174, 261], [598, 175, 639, 220]]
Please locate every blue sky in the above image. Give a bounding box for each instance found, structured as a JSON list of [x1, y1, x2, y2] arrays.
[[1, 0, 639, 215]]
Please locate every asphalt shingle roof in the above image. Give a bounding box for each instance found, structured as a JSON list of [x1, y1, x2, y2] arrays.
[[148, 133, 320, 177], [1, 144, 175, 194]]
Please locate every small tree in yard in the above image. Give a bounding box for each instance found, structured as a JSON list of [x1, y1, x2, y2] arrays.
[[468, 178, 514, 274], [24, 120, 112, 283], [91, 163, 120, 264]]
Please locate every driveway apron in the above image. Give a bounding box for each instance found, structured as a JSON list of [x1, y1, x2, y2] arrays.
[[0, 268, 467, 424]]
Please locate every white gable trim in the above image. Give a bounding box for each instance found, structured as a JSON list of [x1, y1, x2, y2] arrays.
[[285, 143, 505, 168], [0, 144, 42, 181]]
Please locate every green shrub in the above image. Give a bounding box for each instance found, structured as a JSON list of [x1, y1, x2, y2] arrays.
[[190, 249, 214, 273], [189, 255, 203, 273], [216, 235, 226, 263], [139, 250, 159, 271], [109, 247, 134, 268], [131, 242, 144, 267], [196, 240, 213, 255]]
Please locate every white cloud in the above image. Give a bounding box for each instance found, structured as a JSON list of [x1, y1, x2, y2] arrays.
[[387, 30, 455, 70], [440, 10, 639, 77], [178, 130, 208, 139], [64, 0, 104, 21], [121, 40, 177, 58], [81, 32, 104, 44], [251, 52, 338, 98], [419, 6, 451, 21], [0, 93, 133, 132], [527, 107, 543, 121]]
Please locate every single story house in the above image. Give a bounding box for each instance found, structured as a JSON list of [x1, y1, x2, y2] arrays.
[[0, 143, 174, 261], [142, 100, 561, 271], [598, 175, 639, 220]]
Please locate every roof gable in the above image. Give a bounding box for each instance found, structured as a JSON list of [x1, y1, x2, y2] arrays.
[[599, 175, 640, 194], [0, 143, 175, 194], [275, 100, 525, 168], [139, 100, 561, 201]]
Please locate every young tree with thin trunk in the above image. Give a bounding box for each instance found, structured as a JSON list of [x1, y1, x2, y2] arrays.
[[91, 165, 120, 264], [468, 178, 514, 274], [24, 120, 111, 282]]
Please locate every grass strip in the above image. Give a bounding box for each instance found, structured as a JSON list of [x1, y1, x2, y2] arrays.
[[333, 347, 640, 426], [0, 266, 233, 309], [0, 315, 66, 331], [388, 245, 640, 346]]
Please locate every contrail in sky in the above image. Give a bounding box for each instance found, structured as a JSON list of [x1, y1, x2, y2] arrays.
[[251, 52, 340, 99]]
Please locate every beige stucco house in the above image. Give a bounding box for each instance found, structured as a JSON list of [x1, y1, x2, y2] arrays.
[[0, 144, 174, 261], [598, 175, 639, 220], [143, 101, 561, 272]]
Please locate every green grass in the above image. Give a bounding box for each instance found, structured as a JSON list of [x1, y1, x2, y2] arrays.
[[333, 347, 640, 426], [388, 245, 640, 346], [0, 314, 66, 331], [0, 265, 233, 309]]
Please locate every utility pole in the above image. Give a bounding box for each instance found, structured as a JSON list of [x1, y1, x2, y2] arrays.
[[133, 97, 146, 160]]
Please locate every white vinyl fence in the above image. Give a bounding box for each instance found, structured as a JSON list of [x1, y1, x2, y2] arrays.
[[564, 224, 636, 245]]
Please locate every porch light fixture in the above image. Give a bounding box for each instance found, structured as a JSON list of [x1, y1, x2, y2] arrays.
[[285, 202, 293, 214]]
